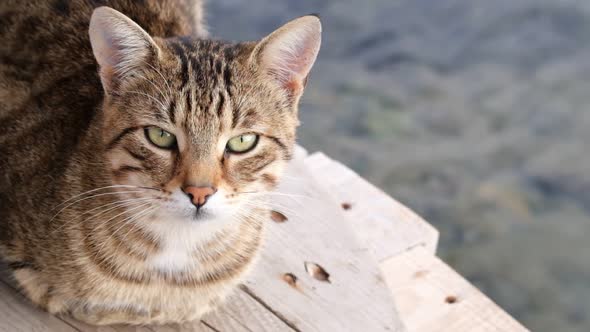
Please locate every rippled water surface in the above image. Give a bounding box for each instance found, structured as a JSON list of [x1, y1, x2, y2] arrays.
[[208, 1, 590, 331]]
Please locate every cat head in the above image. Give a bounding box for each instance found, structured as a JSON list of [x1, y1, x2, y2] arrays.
[[88, 7, 320, 228]]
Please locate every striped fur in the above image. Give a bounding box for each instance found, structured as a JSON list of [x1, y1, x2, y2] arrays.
[[0, 0, 320, 326]]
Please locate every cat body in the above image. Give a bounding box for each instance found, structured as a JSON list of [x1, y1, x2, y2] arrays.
[[0, 0, 320, 325]]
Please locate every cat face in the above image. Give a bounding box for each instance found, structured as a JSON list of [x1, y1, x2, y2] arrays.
[[99, 41, 295, 224], [89, 7, 320, 228]]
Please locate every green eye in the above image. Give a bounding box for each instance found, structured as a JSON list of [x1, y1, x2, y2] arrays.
[[226, 134, 259, 153], [145, 127, 176, 149]]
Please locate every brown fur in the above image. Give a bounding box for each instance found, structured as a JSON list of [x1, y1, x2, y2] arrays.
[[0, 0, 320, 325]]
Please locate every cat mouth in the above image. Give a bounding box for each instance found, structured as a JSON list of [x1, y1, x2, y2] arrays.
[[190, 208, 213, 221]]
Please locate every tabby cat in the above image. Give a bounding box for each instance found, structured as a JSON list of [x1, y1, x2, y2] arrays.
[[0, 0, 321, 325]]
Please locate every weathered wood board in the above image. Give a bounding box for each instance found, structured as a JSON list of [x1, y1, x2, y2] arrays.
[[0, 280, 77, 332], [238, 148, 406, 332], [382, 246, 529, 332], [304, 152, 439, 260], [202, 289, 295, 332], [304, 151, 529, 332]]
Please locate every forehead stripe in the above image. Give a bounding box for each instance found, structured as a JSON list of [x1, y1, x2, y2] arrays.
[[223, 64, 233, 96], [169, 41, 189, 89], [167, 98, 176, 123], [231, 105, 241, 129], [217, 92, 226, 118], [185, 81, 193, 116]]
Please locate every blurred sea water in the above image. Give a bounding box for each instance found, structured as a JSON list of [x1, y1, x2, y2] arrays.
[[208, 1, 590, 331]]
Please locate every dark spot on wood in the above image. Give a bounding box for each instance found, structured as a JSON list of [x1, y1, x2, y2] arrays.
[[304, 262, 331, 283], [445, 295, 458, 304], [270, 210, 288, 223], [341, 202, 352, 210], [374, 273, 384, 283], [282, 273, 298, 288]]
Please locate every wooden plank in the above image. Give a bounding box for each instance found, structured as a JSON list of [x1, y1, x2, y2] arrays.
[[150, 322, 216, 332], [63, 312, 219, 332], [201, 288, 294, 332], [58, 317, 123, 332], [381, 246, 529, 332], [61, 316, 183, 332], [64, 318, 216, 332], [239, 155, 406, 332], [0, 279, 78, 332], [304, 152, 439, 260], [305, 152, 527, 331]]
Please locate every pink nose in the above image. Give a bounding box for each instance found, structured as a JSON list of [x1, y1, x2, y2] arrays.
[[182, 186, 217, 209]]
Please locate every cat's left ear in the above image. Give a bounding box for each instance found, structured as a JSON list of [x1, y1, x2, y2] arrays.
[[89, 6, 160, 94], [252, 15, 322, 103]]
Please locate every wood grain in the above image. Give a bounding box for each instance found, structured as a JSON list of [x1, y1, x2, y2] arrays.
[[240, 155, 406, 332], [381, 246, 529, 332], [305, 152, 439, 261], [0, 279, 78, 332], [201, 288, 295, 332]]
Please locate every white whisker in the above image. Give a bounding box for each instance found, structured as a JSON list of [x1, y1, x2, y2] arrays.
[[95, 206, 158, 266], [92, 203, 156, 259], [53, 185, 147, 210], [49, 190, 150, 224], [113, 206, 158, 256], [52, 198, 158, 235]]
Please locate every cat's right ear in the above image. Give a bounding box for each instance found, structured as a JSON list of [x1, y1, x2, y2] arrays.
[[251, 15, 321, 104], [89, 7, 159, 94]]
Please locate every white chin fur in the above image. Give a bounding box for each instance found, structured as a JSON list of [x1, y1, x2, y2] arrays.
[[137, 189, 241, 274]]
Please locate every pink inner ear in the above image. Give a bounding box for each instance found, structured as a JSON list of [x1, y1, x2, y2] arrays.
[[89, 7, 157, 93], [275, 38, 315, 90], [260, 18, 321, 99], [277, 38, 317, 93], [100, 33, 128, 69], [285, 79, 304, 94]]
